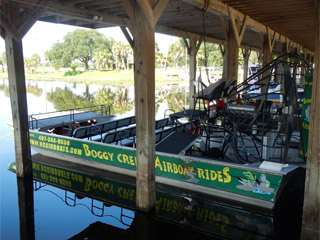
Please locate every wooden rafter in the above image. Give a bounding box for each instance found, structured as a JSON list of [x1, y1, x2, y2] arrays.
[[0, 1, 47, 40], [18, 6, 46, 38], [136, 0, 169, 29], [219, 44, 225, 56], [14, 0, 130, 27], [0, 26, 5, 39], [182, 0, 305, 51], [285, 37, 293, 53], [267, 26, 276, 54], [120, 26, 134, 48], [121, 0, 135, 22], [0, 10, 21, 41], [183, 37, 202, 54], [228, 6, 248, 47], [241, 46, 251, 58]]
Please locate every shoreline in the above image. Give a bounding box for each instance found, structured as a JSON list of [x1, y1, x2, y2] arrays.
[[0, 69, 185, 87]]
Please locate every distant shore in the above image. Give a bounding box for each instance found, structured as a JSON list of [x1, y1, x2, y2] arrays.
[[0, 69, 185, 87]]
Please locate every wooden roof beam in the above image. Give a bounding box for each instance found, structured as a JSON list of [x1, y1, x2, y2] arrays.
[[155, 25, 262, 52], [228, 6, 248, 47], [11, 0, 131, 27], [0, 10, 21, 41], [182, 0, 308, 52], [120, 26, 134, 48], [135, 0, 169, 29], [17, 4, 47, 38]]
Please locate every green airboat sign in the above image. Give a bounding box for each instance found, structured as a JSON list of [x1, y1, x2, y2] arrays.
[[29, 131, 283, 202]]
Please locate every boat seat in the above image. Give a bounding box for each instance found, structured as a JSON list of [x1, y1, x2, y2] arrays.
[[114, 128, 132, 143], [102, 132, 117, 144], [101, 120, 117, 132], [130, 116, 136, 125], [73, 126, 89, 138], [116, 117, 132, 128], [155, 118, 169, 129]]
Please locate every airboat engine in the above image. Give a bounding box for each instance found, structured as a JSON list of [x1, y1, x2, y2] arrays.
[[226, 103, 257, 118], [221, 53, 312, 164]]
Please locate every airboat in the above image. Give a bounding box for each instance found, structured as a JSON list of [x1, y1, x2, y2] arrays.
[[26, 53, 312, 210]]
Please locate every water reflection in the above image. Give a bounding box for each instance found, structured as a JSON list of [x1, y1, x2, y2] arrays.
[[0, 81, 43, 97], [26, 84, 42, 96], [0, 79, 191, 118], [46, 86, 134, 115], [10, 156, 298, 240]]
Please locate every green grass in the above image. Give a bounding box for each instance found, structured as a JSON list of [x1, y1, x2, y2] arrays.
[[0, 69, 184, 88]]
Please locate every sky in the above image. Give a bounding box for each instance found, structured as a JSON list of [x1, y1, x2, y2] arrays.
[[0, 21, 177, 61]]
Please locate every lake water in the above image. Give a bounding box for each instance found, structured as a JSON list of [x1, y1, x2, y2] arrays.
[[0, 79, 304, 239]]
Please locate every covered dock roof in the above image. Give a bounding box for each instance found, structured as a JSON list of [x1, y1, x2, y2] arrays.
[[0, 0, 316, 53]]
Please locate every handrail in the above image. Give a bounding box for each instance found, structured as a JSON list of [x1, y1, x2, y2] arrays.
[[28, 105, 111, 130], [29, 104, 110, 119]]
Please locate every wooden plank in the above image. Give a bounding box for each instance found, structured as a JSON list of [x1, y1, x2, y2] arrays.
[[301, 2, 320, 238], [5, 30, 32, 178], [133, 0, 156, 211]]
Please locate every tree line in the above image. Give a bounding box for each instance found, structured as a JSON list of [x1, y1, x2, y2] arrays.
[[0, 29, 259, 73]]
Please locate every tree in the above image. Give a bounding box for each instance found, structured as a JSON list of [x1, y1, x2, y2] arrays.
[[197, 42, 223, 67], [112, 43, 121, 70], [93, 47, 113, 70], [46, 29, 112, 70], [30, 54, 41, 72], [46, 42, 72, 69], [24, 54, 41, 73], [64, 29, 109, 70], [168, 39, 185, 68]]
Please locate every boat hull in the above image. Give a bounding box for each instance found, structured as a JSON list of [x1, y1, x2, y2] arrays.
[[29, 130, 301, 209]]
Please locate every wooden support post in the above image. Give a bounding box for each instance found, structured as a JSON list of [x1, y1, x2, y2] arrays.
[[301, 2, 320, 238], [4, 6, 32, 178], [134, 3, 156, 212], [260, 35, 272, 102], [184, 38, 201, 109], [122, 0, 168, 212], [262, 35, 272, 66], [241, 47, 251, 82], [226, 19, 239, 81], [219, 44, 227, 79], [17, 177, 35, 240]]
